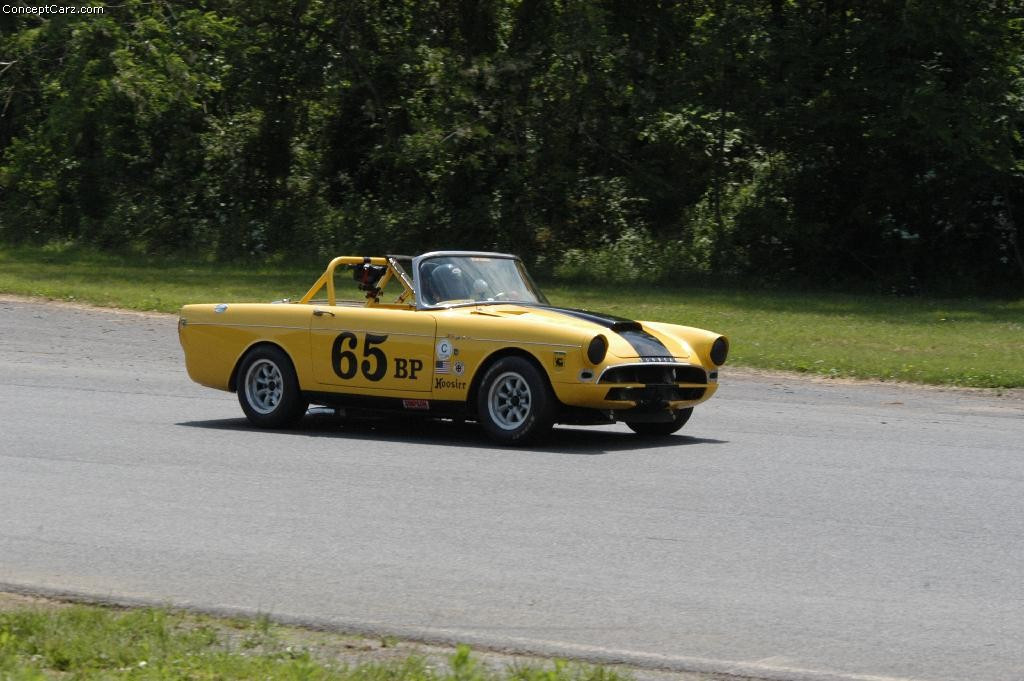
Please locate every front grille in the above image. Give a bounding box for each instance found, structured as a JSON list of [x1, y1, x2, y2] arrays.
[[605, 386, 707, 402], [600, 364, 707, 385]]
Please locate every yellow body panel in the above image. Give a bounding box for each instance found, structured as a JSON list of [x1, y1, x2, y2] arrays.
[[179, 303, 313, 391], [178, 255, 727, 423]]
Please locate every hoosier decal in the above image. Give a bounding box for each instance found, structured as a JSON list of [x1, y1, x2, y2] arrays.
[[434, 377, 467, 390]]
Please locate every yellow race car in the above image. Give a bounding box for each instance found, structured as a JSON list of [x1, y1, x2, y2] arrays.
[[178, 252, 728, 443]]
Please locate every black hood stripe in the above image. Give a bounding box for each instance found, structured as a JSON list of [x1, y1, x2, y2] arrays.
[[615, 328, 675, 359], [530, 305, 676, 359], [533, 305, 634, 328]]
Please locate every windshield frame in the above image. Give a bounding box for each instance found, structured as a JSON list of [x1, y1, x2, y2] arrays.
[[412, 251, 549, 310]]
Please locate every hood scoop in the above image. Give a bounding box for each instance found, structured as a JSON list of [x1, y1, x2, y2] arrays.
[[609, 321, 642, 333]]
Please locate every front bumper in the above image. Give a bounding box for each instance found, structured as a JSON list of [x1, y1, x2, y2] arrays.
[[551, 361, 717, 413]]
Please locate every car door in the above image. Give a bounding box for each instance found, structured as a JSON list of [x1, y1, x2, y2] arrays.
[[309, 306, 436, 393]]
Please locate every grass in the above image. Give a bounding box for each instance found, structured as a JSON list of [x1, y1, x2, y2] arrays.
[[1, 244, 1022, 388], [0, 244, 322, 312], [0, 601, 628, 681]]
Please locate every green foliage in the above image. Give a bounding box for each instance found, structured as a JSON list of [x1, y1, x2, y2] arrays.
[[0, 604, 632, 681], [1, 0, 1022, 292], [556, 227, 683, 283], [0, 606, 219, 676]]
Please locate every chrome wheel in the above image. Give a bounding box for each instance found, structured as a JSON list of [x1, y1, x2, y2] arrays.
[[236, 346, 307, 428], [244, 359, 284, 415], [486, 371, 533, 430]]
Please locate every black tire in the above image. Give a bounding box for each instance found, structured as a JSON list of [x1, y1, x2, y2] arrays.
[[626, 407, 693, 437], [476, 356, 555, 444], [236, 345, 308, 428]]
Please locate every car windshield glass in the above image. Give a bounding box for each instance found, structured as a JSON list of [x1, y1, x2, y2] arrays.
[[417, 255, 548, 307]]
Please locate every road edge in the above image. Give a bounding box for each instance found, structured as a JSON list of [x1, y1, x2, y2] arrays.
[[0, 582, 925, 681]]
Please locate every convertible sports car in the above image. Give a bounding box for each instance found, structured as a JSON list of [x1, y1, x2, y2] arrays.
[[178, 252, 728, 443]]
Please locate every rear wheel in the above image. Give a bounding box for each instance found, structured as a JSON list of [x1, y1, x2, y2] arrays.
[[626, 407, 693, 437], [476, 356, 555, 444], [237, 346, 308, 428]]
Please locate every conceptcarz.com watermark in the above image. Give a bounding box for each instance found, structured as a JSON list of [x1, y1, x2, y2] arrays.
[[3, 4, 105, 15]]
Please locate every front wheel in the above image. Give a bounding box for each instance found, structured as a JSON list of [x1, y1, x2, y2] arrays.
[[237, 346, 308, 428], [476, 357, 555, 444], [626, 407, 693, 437]]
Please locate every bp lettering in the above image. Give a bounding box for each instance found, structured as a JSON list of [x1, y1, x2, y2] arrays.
[[394, 358, 424, 380]]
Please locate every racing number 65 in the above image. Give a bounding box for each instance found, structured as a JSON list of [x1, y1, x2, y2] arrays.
[[331, 332, 389, 381], [361, 333, 388, 381]]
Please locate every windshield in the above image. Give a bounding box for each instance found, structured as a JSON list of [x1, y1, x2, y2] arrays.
[[416, 255, 548, 307]]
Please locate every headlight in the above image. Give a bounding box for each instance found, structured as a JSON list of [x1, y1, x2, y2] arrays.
[[586, 335, 608, 365], [710, 336, 729, 366]]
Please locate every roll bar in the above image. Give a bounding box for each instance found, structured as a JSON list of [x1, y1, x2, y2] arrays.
[[299, 256, 415, 307]]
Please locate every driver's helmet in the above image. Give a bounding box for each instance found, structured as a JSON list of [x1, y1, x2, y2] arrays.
[[471, 278, 489, 299], [428, 263, 469, 302]]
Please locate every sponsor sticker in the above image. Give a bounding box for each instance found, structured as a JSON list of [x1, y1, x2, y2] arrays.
[[453, 360, 465, 376], [402, 399, 430, 410], [434, 377, 467, 390], [436, 339, 453, 359]]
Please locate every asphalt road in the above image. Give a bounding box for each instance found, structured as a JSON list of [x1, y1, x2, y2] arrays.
[[2, 296, 1023, 681]]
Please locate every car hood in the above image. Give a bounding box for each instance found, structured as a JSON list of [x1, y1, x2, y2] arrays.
[[462, 304, 691, 360]]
